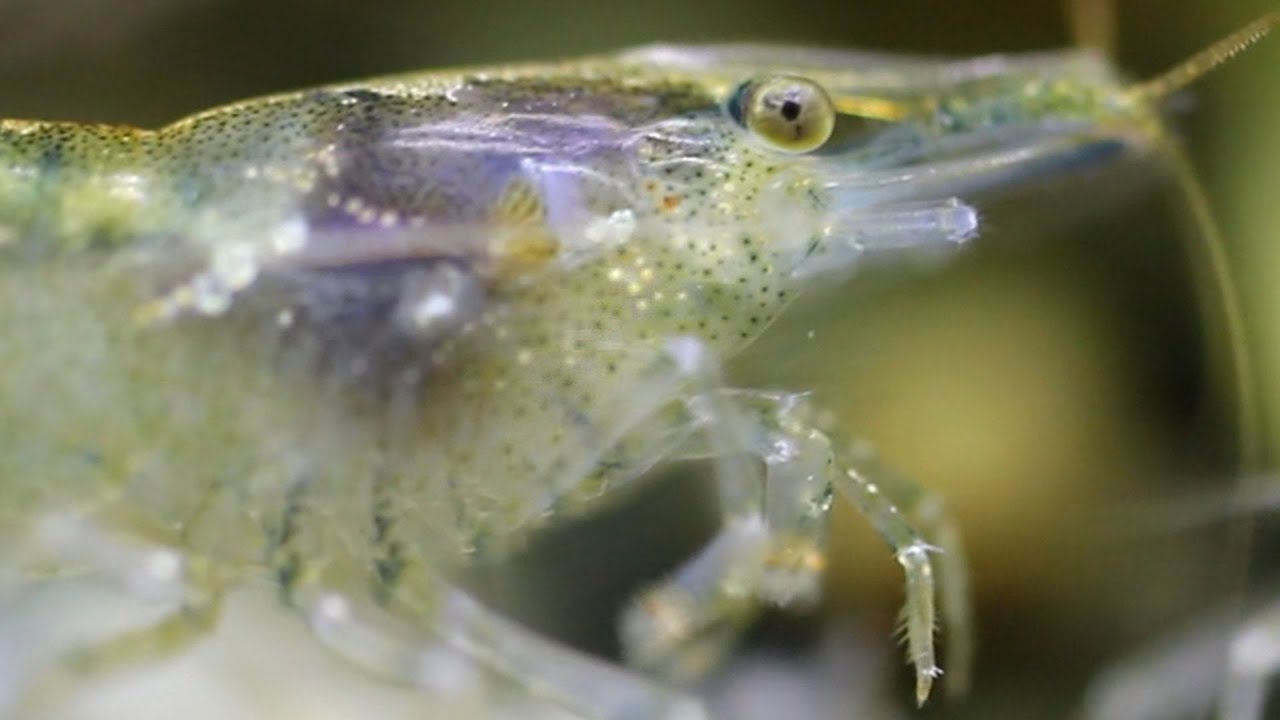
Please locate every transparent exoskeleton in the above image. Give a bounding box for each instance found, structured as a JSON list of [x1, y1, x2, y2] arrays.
[[0, 7, 1276, 720]]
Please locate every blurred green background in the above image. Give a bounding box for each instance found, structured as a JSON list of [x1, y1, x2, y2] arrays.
[[1, 0, 1277, 718]]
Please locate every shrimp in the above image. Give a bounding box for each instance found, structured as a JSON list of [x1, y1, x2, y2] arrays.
[[0, 11, 1275, 719]]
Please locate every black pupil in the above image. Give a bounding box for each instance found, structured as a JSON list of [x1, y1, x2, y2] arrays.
[[780, 99, 802, 122]]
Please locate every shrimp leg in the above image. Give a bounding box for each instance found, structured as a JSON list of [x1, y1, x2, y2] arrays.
[[294, 577, 706, 720], [619, 389, 973, 705], [265, 337, 739, 719], [840, 441, 974, 698], [4, 512, 229, 717], [252, 335, 742, 717]]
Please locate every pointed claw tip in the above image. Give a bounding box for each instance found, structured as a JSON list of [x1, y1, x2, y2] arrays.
[[915, 665, 943, 706], [915, 681, 931, 707]]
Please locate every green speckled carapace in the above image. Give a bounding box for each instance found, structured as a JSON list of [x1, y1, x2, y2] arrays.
[[1, 23, 1273, 717]]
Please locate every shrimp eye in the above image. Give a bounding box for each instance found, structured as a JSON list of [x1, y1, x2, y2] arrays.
[[728, 75, 836, 153]]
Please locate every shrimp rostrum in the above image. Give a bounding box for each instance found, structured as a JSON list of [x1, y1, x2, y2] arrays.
[[1, 17, 1273, 718]]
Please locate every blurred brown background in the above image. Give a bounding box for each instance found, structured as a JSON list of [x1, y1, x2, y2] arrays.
[[1, 1, 1277, 718]]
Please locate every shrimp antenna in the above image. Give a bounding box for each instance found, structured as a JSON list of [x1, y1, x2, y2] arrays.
[[1129, 9, 1280, 103], [1163, 137, 1267, 720], [1145, 12, 1277, 712], [1120, 9, 1278, 482]]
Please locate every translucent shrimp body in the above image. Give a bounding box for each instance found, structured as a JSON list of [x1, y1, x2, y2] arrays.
[[0, 31, 1264, 718]]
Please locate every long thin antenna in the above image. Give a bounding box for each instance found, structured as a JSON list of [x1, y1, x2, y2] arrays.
[[1165, 140, 1263, 485], [1134, 11, 1275, 713], [1129, 10, 1280, 103], [1164, 135, 1264, 720]]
